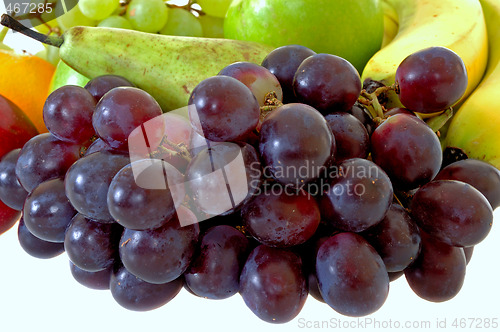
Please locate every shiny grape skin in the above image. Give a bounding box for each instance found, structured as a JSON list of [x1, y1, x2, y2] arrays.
[[371, 114, 442, 190], [93, 87, 163, 151], [84, 138, 115, 156], [435, 159, 500, 209], [184, 225, 250, 299], [320, 158, 393, 233], [395, 46, 468, 113], [84, 75, 135, 103], [23, 178, 76, 243], [17, 217, 65, 259], [15, 133, 83, 193], [64, 151, 131, 222], [0, 149, 28, 210], [316, 232, 389, 317], [64, 214, 121, 272], [308, 272, 324, 303], [239, 245, 308, 324], [261, 45, 317, 103], [188, 76, 260, 143], [0, 201, 19, 235], [259, 103, 335, 188], [410, 180, 493, 247], [346, 102, 375, 136], [241, 188, 320, 247], [110, 266, 183, 312], [70, 262, 112, 290], [293, 54, 362, 113], [404, 232, 466, 302], [384, 107, 417, 117], [119, 207, 200, 284], [361, 203, 421, 272], [325, 112, 370, 162], [43, 85, 96, 144]]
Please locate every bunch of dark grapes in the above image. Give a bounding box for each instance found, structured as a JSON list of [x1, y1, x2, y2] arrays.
[[0, 45, 498, 323]]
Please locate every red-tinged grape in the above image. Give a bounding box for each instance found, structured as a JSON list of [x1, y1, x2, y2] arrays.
[[435, 159, 500, 209], [346, 102, 375, 135], [384, 107, 417, 117], [184, 225, 250, 299], [361, 203, 421, 272], [107, 159, 184, 230], [218, 62, 283, 106], [43, 85, 96, 144], [93, 87, 164, 151], [70, 262, 112, 290], [388, 271, 404, 282], [0, 200, 19, 235], [320, 158, 393, 232], [0, 149, 28, 210], [308, 272, 324, 303], [371, 114, 442, 190], [65, 214, 121, 272], [410, 180, 493, 247], [293, 54, 362, 113], [17, 217, 64, 259], [463, 246, 474, 265], [259, 103, 335, 188], [261, 45, 316, 103], [110, 266, 183, 312], [84, 75, 134, 103], [325, 112, 369, 162], [64, 151, 130, 222], [119, 206, 200, 284], [239, 245, 307, 323], [395, 46, 468, 113], [241, 187, 320, 247], [84, 138, 115, 156], [404, 232, 466, 302], [316, 232, 389, 317], [23, 178, 76, 243], [15, 133, 83, 193], [188, 76, 260, 142]]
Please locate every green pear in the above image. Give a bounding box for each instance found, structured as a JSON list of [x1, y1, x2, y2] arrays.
[[49, 60, 90, 93]]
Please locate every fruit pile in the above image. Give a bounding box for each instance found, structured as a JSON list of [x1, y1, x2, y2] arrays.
[[0, 38, 499, 323]]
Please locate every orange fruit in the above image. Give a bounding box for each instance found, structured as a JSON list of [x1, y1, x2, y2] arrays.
[[0, 49, 56, 133]]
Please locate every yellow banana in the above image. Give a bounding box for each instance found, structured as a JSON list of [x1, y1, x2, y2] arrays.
[[361, 0, 488, 109], [381, 0, 399, 48], [445, 0, 500, 169]]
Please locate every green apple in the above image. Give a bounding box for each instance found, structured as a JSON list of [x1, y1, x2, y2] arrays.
[[224, 0, 384, 73], [49, 60, 90, 93]]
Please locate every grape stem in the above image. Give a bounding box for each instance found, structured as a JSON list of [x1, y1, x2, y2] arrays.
[[358, 84, 396, 119], [150, 136, 192, 164], [258, 91, 284, 129], [425, 108, 453, 133], [0, 14, 63, 47]]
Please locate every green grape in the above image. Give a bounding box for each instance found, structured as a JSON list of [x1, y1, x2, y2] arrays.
[[160, 8, 203, 37], [198, 14, 224, 38], [98, 16, 133, 30], [197, 0, 233, 18], [126, 0, 169, 33], [56, 3, 97, 32], [78, 0, 120, 21]]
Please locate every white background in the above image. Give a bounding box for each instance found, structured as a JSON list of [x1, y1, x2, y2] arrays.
[[1, 2, 500, 331]]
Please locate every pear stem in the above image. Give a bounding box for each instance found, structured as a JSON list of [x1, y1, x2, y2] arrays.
[[0, 14, 63, 48]]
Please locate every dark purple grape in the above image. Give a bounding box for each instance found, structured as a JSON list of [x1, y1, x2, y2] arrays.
[[320, 158, 393, 232], [110, 266, 183, 312], [84, 138, 114, 156], [361, 203, 421, 272], [84, 75, 134, 103], [239, 245, 307, 323], [316, 232, 389, 317], [0, 149, 28, 210], [463, 246, 474, 265], [410, 180, 493, 247], [404, 232, 466, 302], [259, 103, 335, 188], [43, 85, 96, 144], [388, 271, 404, 282], [93, 87, 163, 151], [188, 76, 260, 142], [384, 107, 417, 117], [184, 225, 250, 299], [395, 46, 468, 113], [119, 206, 200, 284], [371, 114, 442, 189], [346, 102, 375, 135], [17, 217, 64, 259], [435, 159, 500, 209], [293, 54, 362, 113], [64, 151, 130, 222], [64, 214, 121, 272], [23, 178, 76, 243], [15, 133, 83, 193], [325, 112, 369, 161], [70, 262, 112, 290], [241, 188, 320, 247], [261, 45, 316, 103], [307, 272, 324, 303]]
